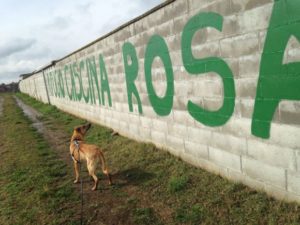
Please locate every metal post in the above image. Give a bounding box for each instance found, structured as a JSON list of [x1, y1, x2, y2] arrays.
[[42, 70, 51, 105]]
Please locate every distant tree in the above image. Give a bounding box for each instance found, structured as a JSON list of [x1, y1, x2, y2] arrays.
[[0, 82, 19, 93]]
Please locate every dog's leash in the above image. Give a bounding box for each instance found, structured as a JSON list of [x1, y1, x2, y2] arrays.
[[74, 140, 84, 225]]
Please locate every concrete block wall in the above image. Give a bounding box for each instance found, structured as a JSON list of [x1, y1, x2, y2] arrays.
[[19, 71, 49, 104], [19, 0, 300, 202]]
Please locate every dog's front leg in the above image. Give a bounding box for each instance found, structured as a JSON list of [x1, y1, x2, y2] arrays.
[[73, 162, 80, 183]]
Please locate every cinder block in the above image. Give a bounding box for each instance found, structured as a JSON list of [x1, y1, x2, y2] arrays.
[[203, 97, 224, 111], [175, 81, 193, 97], [114, 24, 135, 42], [242, 156, 286, 189], [269, 124, 300, 149], [220, 33, 259, 58], [222, 15, 240, 37], [135, 29, 153, 47], [188, 126, 212, 145], [247, 139, 297, 171], [287, 171, 300, 194], [170, 50, 182, 67], [166, 135, 185, 156], [168, 123, 188, 138], [226, 168, 245, 184], [140, 94, 151, 107], [145, 8, 165, 28], [238, 54, 261, 78], [154, 20, 174, 38], [119, 113, 129, 123], [284, 36, 300, 64], [184, 140, 209, 159], [173, 96, 188, 111], [239, 99, 254, 119], [188, 0, 212, 12], [140, 116, 153, 128], [165, 0, 189, 20], [128, 113, 141, 125], [209, 147, 242, 171], [150, 82, 166, 97], [279, 101, 300, 126], [231, 0, 273, 13], [110, 118, 120, 130], [189, 0, 233, 17], [181, 153, 225, 176], [235, 78, 258, 99], [226, 58, 240, 79], [143, 106, 158, 118], [119, 121, 129, 132], [153, 119, 169, 133], [129, 123, 139, 137], [192, 41, 220, 58], [173, 110, 195, 126], [211, 132, 247, 155], [173, 14, 190, 34], [112, 111, 121, 120], [296, 150, 300, 171], [242, 175, 265, 192], [220, 118, 251, 138], [139, 126, 152, 141], [237, 3, 272, 33], [166, 35, 181, 52], [191, 75, 223, 98], [151, 130, 166, 146]]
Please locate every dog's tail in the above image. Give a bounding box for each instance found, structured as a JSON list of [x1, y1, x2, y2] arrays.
[[98, 152, 112, 185]]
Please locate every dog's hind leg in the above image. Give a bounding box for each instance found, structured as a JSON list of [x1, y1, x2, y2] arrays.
[[87, 160, 99, 191], [73, 162, 80, 184], [98, 152, 112, 185]]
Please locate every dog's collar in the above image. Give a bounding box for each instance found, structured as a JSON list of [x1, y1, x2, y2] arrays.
[[72, 139, 81, 164]]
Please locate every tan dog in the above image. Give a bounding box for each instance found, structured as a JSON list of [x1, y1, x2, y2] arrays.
[[70, 123, 112, 190]]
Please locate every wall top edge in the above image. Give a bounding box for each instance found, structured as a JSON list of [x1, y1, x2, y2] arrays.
[[54, 0, 176, 63], [20, 0, 176, 81]]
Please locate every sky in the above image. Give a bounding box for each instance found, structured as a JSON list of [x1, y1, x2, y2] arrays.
[[0, 0, 162, 84]]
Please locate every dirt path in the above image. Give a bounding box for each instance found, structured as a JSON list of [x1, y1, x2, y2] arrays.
[[14, 96, 138, 225]]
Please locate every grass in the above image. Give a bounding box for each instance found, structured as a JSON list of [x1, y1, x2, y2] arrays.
[[133, 207, 162, 225], [168, 175, 189, 193], [16, 93, 300, 225], [0, 94, 79, 225]]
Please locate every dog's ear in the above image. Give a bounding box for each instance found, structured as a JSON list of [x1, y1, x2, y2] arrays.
[[74, 126, 80, 132]]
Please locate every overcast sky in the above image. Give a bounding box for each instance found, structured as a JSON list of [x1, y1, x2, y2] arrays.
[[0, 0, 162, 84]]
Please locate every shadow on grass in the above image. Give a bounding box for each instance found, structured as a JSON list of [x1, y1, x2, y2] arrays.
[[113, 167, 155, 186]]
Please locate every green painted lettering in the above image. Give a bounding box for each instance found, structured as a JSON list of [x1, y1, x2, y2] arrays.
[[252, 0, 300, 138], [122, 42, 143, 114], [79, 60, 90, 103], [182, 12, 235, 126], [64, 65, 75, 100], [71, 62, 83, 101], [99, 54, 112, 107], [144, 35, 174, 116], [57, 69, 65, 98], [53, 71, 59, 98], [87, 57, 100, 105]]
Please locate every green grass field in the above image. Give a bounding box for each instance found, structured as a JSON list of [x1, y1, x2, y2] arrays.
[[0, 94, 80, 225], [1, 92, 300, 224]]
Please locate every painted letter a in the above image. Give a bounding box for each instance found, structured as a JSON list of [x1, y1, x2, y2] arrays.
[[252, 0, 300, 138]]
